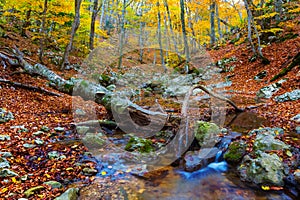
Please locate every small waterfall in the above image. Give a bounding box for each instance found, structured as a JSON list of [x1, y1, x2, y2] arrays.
[[215, 150, 223, 162]]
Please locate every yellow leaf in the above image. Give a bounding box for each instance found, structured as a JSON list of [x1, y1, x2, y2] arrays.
[[286, 150, 292, 157], [12, 177, 17, 183], [1, 188, 8, 193], [261, 185, 270, 190], [101, 171, 107, 176], [45, 174, 51, 178], [66, 167, 74, 171]]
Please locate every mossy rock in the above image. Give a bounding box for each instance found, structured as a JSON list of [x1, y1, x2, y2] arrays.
[[224, 141, 246, 163], [125, 136, 154, 153], [194, 121, 221, 147]]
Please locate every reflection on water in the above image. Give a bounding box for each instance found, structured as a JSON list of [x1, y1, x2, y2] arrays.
[[138, 161, 293, 200]]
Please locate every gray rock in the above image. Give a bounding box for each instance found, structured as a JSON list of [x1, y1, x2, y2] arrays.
[[10, 125, 25, 129], [0, 135, 11, 141], [0, 157, 10, 168], [0, 108, 14, 123], [40, 126, 50, 132], [256, 79, 286, 98], [82, 168, 98, 175], [194, 121, 221, 147], [296, 127, 300, 134], [76, 126, 89, 135], [291, 114, 300, 123], [0, 152, 12, 157], [254, 132, 290, 151], [82, 133, 105, 151], [184, 147, 220, 172], [249, 127, 284, 136], [23, 143, 36, 148], [44, 181, 62, 189], [34, 139, 44, 145], [54, 127, 64, 132], [74, 109, 86, 116], [48, 151, 60, 159], [274, 89, 300, 102], [33, 131, 44, 136], [238, 152, 284, 186], [0, 169, 19, 177], [54, 188, 78, 200]]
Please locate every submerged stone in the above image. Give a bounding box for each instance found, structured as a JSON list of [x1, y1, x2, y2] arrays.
[[184, 147, 220, 172], [54, 188, 78, 200]]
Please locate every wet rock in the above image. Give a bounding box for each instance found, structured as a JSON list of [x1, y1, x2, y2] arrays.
[[238, 152, 284, 186], [0, 135, 11, 141], [294, 170, 300, 184], [184, 147, 220, 172], [0, 157, 10, 168], [82, 168, 98, 176], [194, 121, 221, 147], [224, 141, 246, 163], [0, 169, 19, 177], [256, 79, 286, 98], [0, 108, 14, 123], [24, 186, 44, 198], [107, 84, 116, 91], [0, 152, 12, 158], [82, 133, 105, 151], [54, 188, 78, 200], [125, 135, 153, 153], [44, 181, 62, 189]]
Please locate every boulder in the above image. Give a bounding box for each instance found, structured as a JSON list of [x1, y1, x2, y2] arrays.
[[224, 141, 246, 163], [194, 121, 221, 147], [238, 152, 284, 186], [54, 188, 78, 200], [254, 133, 290, 152], [82, 133, 106, 152], [184, 147, 220, 172], [274, 89, 300, 102]]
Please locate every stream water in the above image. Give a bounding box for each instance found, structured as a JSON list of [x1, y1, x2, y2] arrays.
[[77, 111, 298, 200]]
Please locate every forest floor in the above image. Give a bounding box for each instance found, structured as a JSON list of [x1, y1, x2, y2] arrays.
[[0, 22, 300, 199]]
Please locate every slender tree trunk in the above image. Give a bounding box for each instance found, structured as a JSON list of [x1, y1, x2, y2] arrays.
[[244, 0, 256, 54], [210, 1, 216, 45], [216, 3, 222, 41], [99, 0, 106, 29], [156, 0, 166, 72], [21, 9, 31, 37], [118, 0, 126, 69], [274, 0, 282, 22], [163, 0, 180, 60], [89, 0, 100, 50], [39, 0, 48, 64], [139, 21, 145, 63], [180, 0, 190, 66], [60, 0, 82, 70]]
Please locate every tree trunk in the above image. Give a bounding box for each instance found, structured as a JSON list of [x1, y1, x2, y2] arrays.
[[156, 0, 166, 72], [215, 3, 222, 41], [274, 0, 282, 22], [244, 0, 256, 54], [21, 9, 31, 37], [210, 1, 216, 45], [90, 0, 100, 50], [60, 0, 82, 70], [163, 0, 180, 60], [39, 0, 48, 64], [118, 0, 126, 69], [99, 0, 106, 29], [180, 0, 190, 66]]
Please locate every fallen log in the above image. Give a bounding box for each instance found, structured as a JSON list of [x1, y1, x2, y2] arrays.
[[0, 78, 61, 96]]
